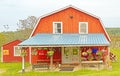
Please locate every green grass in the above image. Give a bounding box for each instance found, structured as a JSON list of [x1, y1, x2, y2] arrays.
[[0, 48, 120, 76]]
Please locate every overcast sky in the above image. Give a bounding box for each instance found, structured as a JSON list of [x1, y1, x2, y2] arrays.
[[0, 0, 120, 32]]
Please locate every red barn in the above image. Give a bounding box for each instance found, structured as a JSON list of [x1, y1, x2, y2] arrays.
[[2, 5, 111, 69], [1, 40, 29, 62]]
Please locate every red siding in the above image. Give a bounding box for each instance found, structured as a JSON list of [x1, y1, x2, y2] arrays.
[[31, 47, 61, 64], [2, 40, 29, 62], [32, 7, 109, 41]]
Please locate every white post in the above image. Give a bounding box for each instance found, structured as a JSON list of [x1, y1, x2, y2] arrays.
[[1, 47, 3, 62], [29, 47, 31, 64], [22, 56, 25, 73]]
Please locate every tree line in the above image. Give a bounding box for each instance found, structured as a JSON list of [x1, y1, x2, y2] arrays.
[[0, 16, 38, 47]]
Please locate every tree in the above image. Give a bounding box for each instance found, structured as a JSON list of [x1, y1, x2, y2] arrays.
[[17, 16, 38, 40], [0, 33, 7, 46], [18, 16, 38, 30]]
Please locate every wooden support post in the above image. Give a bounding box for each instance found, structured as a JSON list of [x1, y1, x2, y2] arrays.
[[107, 47, 111, 69], [50, 56, 53, 71], [79, 47, 82, 68], [29, 47, 31, 64]]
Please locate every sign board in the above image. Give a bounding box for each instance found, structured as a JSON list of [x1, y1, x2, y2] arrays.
[[3, 50, 9, 55]]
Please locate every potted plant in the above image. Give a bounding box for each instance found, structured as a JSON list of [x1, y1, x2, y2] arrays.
[[31, 49, 37, 55], [47, 48, 55, 70], [96, 51, 103, 60], [21, 49, 27, 57], [47, 50, 54, 57], [87, 54, 93, 61], [87, 48, 92, 55]]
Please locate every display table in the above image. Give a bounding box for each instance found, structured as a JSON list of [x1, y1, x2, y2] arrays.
[[81, 61, 103, 69]]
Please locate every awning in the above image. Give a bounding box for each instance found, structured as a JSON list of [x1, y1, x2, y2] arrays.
[[18, 34, 110, 46]]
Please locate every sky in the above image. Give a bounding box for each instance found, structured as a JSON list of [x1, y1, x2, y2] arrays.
[[0, 0, 120, 32]]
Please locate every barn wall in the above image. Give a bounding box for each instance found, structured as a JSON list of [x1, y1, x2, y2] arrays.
[[2, 40, 29, 62], [32, 7, 109, 40]]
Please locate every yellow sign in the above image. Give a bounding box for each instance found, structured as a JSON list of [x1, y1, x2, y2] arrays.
[[3, 50, 9, 55]]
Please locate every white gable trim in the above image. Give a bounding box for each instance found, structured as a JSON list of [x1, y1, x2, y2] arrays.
[[99, 18, 111, 41], [29, 17, 41, 38], [29, 5, 111, 41]]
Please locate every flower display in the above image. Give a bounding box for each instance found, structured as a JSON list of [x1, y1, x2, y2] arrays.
[[82, 52, 88, 56]]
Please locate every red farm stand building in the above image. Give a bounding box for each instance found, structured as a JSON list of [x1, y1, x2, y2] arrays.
[[1, 40, 29, 62], [1, 5, 111, 70]]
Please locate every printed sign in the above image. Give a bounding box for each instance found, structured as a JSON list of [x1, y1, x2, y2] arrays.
[[3, 50, 9, 55]]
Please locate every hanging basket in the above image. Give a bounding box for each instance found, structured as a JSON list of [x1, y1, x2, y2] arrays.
[[47, 51, 54, 57], [31, 49, 37, 55], [21, 49, 27, 57]]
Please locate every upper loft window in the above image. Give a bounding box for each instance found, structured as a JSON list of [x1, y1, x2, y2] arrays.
[[53, 22, 62, 34], [79, 22, 88, 34]]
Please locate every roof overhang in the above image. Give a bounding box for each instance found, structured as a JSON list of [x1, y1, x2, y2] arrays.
[[19, 34, 110, 47]]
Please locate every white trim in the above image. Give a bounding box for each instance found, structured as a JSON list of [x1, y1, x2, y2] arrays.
[[29, 5, 100, 38], [29, 18, 41, 38], [53, 22, 63, 34], [79, 22, 88, 34], [29, 47, 31, 64], [99, 19, 111, 42], [14, 46, 21, 56], [1, 47, 3, 62]]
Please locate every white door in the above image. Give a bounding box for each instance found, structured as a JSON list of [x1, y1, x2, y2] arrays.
[[71, 48, 79, 63], [62, 47, 79, 64]]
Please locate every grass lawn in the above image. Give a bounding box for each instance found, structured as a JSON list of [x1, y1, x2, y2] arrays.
[[0, 48, 120, 76]]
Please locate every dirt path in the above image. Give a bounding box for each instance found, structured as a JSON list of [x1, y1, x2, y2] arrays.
[[0, 69, 5, 74]]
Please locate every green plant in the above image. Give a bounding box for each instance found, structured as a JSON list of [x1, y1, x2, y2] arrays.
[[73, 48, 78, 55], [96, 51, 103, 56], [96, 51, 103, 60], [47, 51, 54, 57], [21, 49, 27, 57], [87, 54, 93, 61], [31, 49, 37, 55], [87, 49, 92, 55]]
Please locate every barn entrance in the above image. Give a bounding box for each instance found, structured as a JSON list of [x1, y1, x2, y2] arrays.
[[62, 47, 80, 64]]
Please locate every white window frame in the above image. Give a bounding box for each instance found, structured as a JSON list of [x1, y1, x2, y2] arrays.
[[79, 22, 88, 34], [14, 46, 21, 56], [53, 22, 63, 34]]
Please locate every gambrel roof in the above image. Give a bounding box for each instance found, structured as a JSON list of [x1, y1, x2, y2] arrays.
[[29, 5, 111, 41]]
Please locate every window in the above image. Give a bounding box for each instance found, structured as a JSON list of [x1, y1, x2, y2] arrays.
[[14, 46, 21, 56], [53, 22, 62, 34], [79, 22, 88, 34], [73, 48, 78, 55]]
